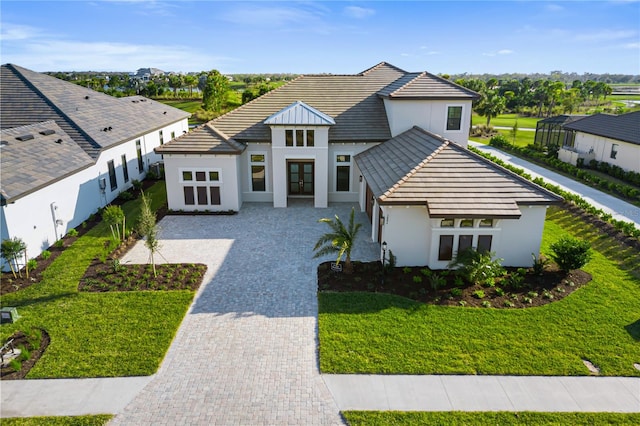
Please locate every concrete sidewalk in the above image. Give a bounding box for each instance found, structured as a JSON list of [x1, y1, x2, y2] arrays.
[[469, 141, 640, 228], [2, 374, 639, 418], [324, 375, 640, 413]]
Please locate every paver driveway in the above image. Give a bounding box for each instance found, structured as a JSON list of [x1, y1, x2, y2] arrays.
[[111, 202, 379, 425]]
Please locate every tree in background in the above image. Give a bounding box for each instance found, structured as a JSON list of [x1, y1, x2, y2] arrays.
[[202, 70, 229, 112], [475, 90, 506, 126], [168, 74, 183, 97], [183, 74, 198, 97]]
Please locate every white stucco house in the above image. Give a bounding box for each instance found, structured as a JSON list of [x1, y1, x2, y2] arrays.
[[557, 111, 640, 173], [157, 62, 562, 268], [0, 64, 190, 270]]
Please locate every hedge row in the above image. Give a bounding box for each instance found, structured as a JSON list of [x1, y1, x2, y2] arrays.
[[468, 145, 640, 240], [489, 135, 640, 203]]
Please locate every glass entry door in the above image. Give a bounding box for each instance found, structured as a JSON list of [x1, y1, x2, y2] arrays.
[[288, 162, 314, 195]]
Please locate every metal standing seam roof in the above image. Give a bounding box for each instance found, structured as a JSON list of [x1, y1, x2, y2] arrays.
[[1, 121, 94, 203], [562, 111, 640, 145], [355, 126, 562, 218], [263, 100, 336, 126]]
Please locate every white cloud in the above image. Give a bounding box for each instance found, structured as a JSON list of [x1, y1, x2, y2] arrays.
[[482, 49, 513, 57], [0, 23, 44, 41], [2, 39, 234, 72], [574, 29, 636, 42], [545, 4, 564, 12], [344, 6, 375, 19], [623, 42, 640, 48]]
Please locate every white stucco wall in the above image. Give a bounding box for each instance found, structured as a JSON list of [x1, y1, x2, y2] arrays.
[[270, 126, 330, 208], [375, 204, 549, 268], [328, 142, 379, 203], [163, 154, 241, 212], [1, 165, 99, 268], [241, 143, 274, 203], [383, 99, 473, 147], [573, 133, 639, 173]]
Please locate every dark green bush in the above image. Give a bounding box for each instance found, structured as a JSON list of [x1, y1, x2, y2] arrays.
[[550, 236, 592, 272]]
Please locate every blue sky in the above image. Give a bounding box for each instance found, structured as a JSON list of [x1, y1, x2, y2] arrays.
[[1, 1, 639, 75]]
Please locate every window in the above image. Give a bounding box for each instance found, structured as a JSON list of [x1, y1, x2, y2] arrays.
[[121, 154, 129, 183], [136, 139, 144, 171], [171, 131, 175, 140], [458, 235, 473, 253], [478, 235, 493, 253], [159, 130, 164, 145], [460, 219, 474, 227], [250, 154, 266, 192], [440, 219, 454, 227], [184, 187, 195, 205], [180, 169, 222, 206], [479, 219, 493, 228], [610, 144, 618, 159], [438, 235, 454, 261], [107, 160, 117, 191], [446, 106, 463, 131], [296, 130, 304, 147], [336, 154, 351, 192], [285, 129, 315, 147]]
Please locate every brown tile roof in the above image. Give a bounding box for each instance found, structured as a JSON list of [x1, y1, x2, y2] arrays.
[[1, 121, 94, 203], [263, 101, 336, 126], [377, 72, 480, 100], [355, 126, 562, 218], [563, 111, 640, 145], [1, 64, 190, 159], [155, 124, 245, 155]]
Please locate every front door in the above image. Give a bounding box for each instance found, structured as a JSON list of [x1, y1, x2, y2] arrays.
[[288, 162, 314, 196]]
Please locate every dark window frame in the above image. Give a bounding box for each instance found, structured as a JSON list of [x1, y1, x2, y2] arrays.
[[121, 154, 129, 183], [107, 160, 117, 191], [446, 106, 463, 131], [438, 235, 454, 261]]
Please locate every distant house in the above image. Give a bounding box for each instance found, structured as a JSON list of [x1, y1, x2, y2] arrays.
[[0, 64, 189, 270], [557, 111, 640, 173], [157, 62, 561, 267], [534, 115, 587, 149]]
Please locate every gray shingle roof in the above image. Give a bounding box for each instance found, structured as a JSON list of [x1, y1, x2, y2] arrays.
[[562, 111, 640, 145], [1, 64, 190, 158], [1, 121, 94, 203], [355, 126, 562, 218]]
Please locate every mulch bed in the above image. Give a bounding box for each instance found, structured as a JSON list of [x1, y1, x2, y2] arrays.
[[318, 261, 592, 308], [1, 329, 50, 380]]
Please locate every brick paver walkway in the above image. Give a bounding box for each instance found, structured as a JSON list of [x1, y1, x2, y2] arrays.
[[111, 202, 379, 425]]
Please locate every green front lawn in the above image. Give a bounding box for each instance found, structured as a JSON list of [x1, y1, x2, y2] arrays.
[[343, 411, 640, 426], [0, 182, 197, 378], [318, 206, 640, 376], [470, 128, 535, 148]]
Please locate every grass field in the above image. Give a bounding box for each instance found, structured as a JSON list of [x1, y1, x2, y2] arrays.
[[0, 182, 196, 378], [3, 415, 112, 426], [343, 411, 640, 426], [470, 128, 535, 148], [472, 113, 540, 129], [318, 206, 640, 376]]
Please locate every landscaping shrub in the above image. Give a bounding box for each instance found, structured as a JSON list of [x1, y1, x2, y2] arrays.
[[550, 236, 592, 272], [449, 248, 505, 285]]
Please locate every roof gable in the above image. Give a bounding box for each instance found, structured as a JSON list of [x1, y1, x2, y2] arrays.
[[263, 101, 335, 126], [355, 126, 562, 218], [377, 72, 480, 100], [563, 111, 640, 145]]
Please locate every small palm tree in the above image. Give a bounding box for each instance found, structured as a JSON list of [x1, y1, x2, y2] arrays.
[[313, 207, 362, 274]]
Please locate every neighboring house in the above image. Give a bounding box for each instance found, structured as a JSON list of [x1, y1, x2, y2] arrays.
[[557, 111, 640, 173], [534, 115, 587, 149], [157, 62, 561, 267], [0, 64, 190, 270]]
